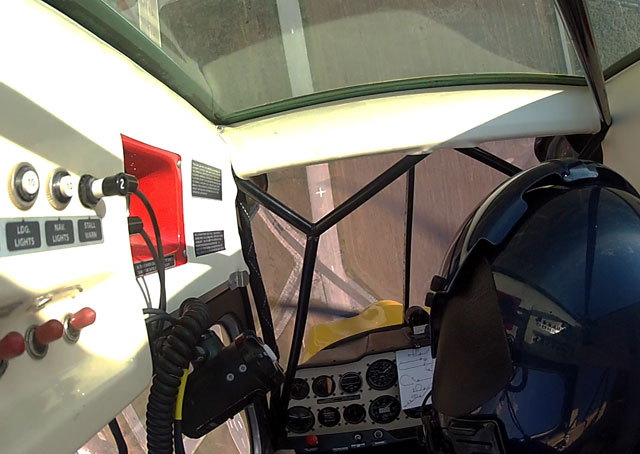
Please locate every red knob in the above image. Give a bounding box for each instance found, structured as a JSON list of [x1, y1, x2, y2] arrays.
[[35, 320, 64, 346], [306, 434, 319, 447], [69, 307, 96, 331], [0, 332, 25, 361]]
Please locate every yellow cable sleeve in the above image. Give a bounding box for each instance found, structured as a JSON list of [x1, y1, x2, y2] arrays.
[[174, 369, 189, 421]]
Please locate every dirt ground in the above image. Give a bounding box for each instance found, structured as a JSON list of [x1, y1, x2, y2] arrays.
[[328, 139, 539, 307]]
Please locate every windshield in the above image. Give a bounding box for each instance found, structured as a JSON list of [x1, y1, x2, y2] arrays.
[[55, 1, 640, 123]]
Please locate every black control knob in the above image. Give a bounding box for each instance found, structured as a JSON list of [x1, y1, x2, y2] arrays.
[[79, 172, 138, 208]]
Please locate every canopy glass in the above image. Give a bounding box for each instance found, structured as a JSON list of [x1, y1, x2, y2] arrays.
[[53, 1, 640, 122]]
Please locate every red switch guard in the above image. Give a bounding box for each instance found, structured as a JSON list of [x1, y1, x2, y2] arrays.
[[122, 135, 187, 271]]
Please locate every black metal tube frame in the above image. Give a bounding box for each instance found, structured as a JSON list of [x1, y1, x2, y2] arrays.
[[404, 167, 415, 310], [554, 0, 611, 127], [234, 148, 520, 425]]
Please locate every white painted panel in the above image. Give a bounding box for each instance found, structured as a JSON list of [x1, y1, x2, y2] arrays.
[[0, 1, 246, 453], [225, 84, 600, 178], [602, 60, 640, 188]]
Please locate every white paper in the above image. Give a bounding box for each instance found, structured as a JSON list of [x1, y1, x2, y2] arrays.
[[395, 346, 436, 410]]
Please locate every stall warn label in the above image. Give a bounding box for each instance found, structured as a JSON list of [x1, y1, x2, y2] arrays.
[[45, 220, 74, 246], [78, 219, 103, 243], [6, 221, 41, 251]]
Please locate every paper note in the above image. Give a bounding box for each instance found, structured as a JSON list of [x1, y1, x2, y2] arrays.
[[395, 346, 435, 410]]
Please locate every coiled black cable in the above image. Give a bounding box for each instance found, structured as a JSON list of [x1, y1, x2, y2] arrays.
[[146, 298, 210, 454]]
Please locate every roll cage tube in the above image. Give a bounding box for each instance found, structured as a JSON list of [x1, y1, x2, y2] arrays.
[[554, 0, 612, 160], [234, 148, 521, 435]]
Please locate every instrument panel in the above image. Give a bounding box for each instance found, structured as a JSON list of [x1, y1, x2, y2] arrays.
[[285, 350, 422, 451]]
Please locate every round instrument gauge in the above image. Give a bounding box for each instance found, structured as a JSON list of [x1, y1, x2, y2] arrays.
[[369, 395, 401, 424], [366, 359, 397, 390], [312, 375, 336, 397], [339, 372, 362, 394], [343, 404, 366, 424], [291, 378, 309, 400], [286, 406, 315, 433], [317, 407, 341, 427]]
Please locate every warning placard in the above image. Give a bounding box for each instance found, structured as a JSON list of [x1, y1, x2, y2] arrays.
[[193, 230, 225, 256], [191, 160, 222, 200]]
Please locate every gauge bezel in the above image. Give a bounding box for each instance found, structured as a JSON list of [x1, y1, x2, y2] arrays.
[[312, 375, 336, 397], [368, 395, 401, 424], [286, 406, 315, 434], [317, 406, 341, 427], [291, 378, 310, 400], [365, 359, 397, 390], [339, 372, 362, 394], [343, 403, 366, 424]]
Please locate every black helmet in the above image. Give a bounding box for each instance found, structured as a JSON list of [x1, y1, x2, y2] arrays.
[[426, 159, 640, 454]]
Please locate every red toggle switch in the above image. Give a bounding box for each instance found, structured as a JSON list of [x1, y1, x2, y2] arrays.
[[306, 434, 319, 447], [0, 332, 26, 361], [69, 307, 96, 331], [34, 320, 64, 346]]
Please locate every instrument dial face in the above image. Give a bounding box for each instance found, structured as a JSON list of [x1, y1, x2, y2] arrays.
[[286, 406, 315, 433], [317, 407, 341, 427], [366, 359, 397, 390], [369, 395, 401, 424], [339, 372, 362, 394], [343, 404, 366, 424], [291, 378, 310, 400], [312, 375, 336, 397]]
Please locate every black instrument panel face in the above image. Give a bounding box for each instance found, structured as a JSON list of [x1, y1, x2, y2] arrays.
[[286, 351, 421, 448]]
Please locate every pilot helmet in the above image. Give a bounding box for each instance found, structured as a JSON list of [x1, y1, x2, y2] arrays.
[[426, 159, 640, 454]]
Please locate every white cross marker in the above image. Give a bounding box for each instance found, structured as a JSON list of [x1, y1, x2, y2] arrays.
[[316, 187, 326, 198]]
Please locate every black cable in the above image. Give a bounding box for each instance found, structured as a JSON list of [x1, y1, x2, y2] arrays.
[[108, 418, 128, 454], [136, 276, 152, 309], [420, 390, 433, 420], [134, 189, 166, 312], [143, 308, 173, 316], [173, 420, 186, 454], [146, 298, 210, 454], [140, 230, 165, 309], [145, 314, 178, 326], [139, 229, 166, 339]]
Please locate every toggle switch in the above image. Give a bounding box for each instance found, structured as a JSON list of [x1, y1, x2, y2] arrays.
[[0, 332, 26, 361], [0, 332, 26, 378], [64, 307, 96, 343], [26, 320, 64, 359]]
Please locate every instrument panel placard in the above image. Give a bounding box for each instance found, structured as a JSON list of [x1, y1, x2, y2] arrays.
[[0, 217, 103, 257]]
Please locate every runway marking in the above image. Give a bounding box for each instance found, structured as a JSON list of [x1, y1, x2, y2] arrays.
[[316, 187, 326, 197], [275, 0, 314, 96]]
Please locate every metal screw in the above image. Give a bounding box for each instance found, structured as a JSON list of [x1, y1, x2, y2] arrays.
[[226, 373, 235, 382], [239, 364, 247, 373], [176, 160, 181, 169]]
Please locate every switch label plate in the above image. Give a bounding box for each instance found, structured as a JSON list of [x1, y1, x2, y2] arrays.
[[45, 220, 75, 246], [6, 221, 41, 251], [78, 219, 103, 243]]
